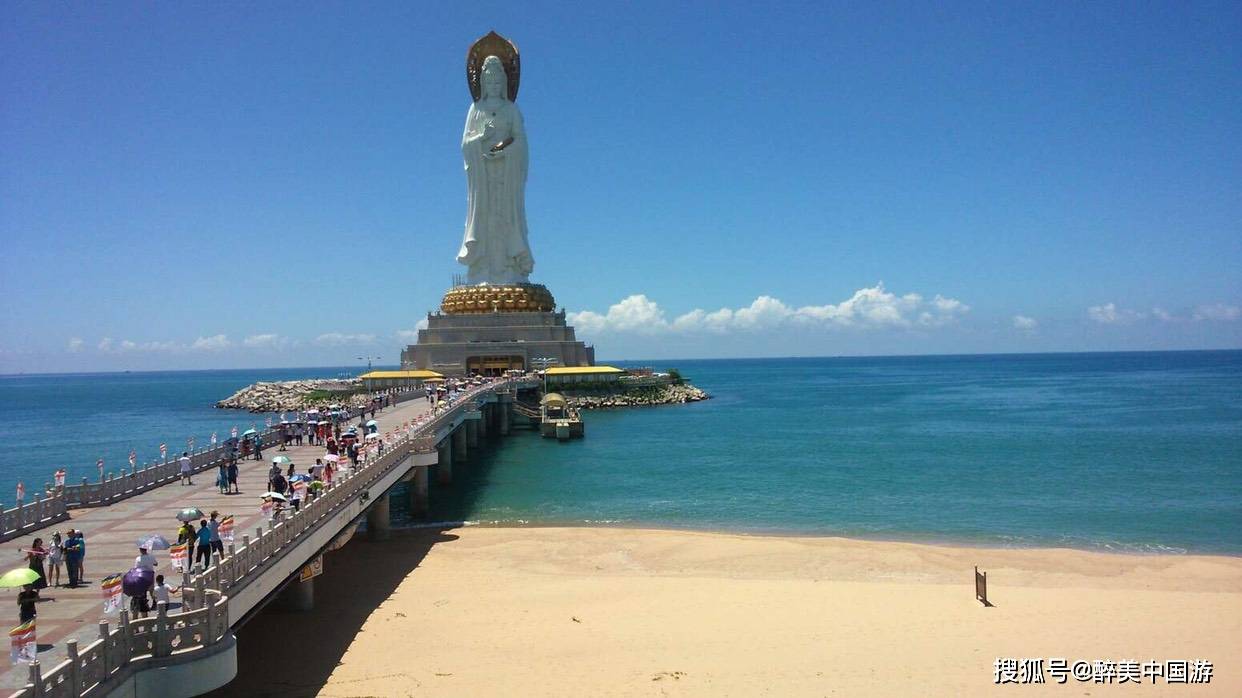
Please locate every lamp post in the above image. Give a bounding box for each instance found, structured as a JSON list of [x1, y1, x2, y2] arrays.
[[531, 356, 557, 394]]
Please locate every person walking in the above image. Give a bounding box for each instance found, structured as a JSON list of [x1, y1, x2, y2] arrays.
[[46, 532, 63, 587], [177, 520, 196, 569], [62, 529, 81, 587], [152, 574, 180, 610], [134, 545, 158, 605], [17, 584, 52, 624], [208, 511, 224, 558], [289, 478, 302, 512], [217, 462, 228, 494], [70, 530, 86, 586], [194, 520, 212, 569], [179, 452, 193, 485], [270, 471, 288, 497], [227, 460, 240, 494], [25, 538, 48, 590], [253, 435, 263, 461]]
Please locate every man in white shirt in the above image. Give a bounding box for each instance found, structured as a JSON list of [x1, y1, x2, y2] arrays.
[[134, 546, 158, 606], [179, 453, 193, 485], [134, 547, 157, 572]]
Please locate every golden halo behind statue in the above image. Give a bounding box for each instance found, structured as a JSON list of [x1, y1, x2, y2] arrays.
[[467, 30, 520, 102]]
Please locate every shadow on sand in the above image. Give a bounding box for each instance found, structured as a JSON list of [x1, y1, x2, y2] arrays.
[[209, 424, 519, 697]]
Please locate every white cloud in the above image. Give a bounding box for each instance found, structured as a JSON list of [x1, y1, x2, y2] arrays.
[[1012, 315, 1038, 331], [395, 318, 430, 343], [1192, 303, 1241, 322], [1152, 307, 1175, 322], [67, 338, 84, 352], [97, 338, 113, 351], [314, 332, 376, 347], [190, 334, 232, 351], [242, 333, 288, 349], [568, 294, 668, 334], [569, 284, 970, 335], [1087, 302, 1143, 324]]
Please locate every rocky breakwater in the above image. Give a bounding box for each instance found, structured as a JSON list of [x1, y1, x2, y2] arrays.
[[215, 379, 365, 412], [562, 384, 709, 410]]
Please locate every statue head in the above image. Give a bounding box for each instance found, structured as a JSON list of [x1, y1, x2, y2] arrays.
[[481, 55, 508, 100]]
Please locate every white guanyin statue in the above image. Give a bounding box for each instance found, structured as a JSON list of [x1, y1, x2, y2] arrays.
[[456, 46, 534, 286]]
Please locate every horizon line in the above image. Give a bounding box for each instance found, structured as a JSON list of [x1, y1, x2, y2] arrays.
[[2, 347, 1239, 378]]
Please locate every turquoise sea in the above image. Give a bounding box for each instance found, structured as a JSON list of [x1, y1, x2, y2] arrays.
[[2, 352, 1240, 554]]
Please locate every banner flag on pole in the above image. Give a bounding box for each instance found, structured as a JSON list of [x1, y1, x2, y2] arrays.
[[101, 574, 123, 614], [218, 515, 234, 543], [8, 620, 35, 663], [53, 469, 66, 488], [159, 443, 167, 459], [211, 432, 218, 446], [15, 482, 24, 504], [169, 544, 188, 572], [230, 426, 238, 439]]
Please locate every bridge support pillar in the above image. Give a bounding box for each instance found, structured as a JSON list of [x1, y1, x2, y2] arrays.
[[453, 426, 468, 462], [500, 404, 510, 435], [409, 466, 429, 517], [277, 577, 314, 611], [367, 493, 391, 541], [478, 405, 490, 439], [466, 419, 479, 448], [437, 441, 453, 485]]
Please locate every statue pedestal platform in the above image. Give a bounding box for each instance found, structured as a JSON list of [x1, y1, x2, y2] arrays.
[[400, 308, 594, 376]]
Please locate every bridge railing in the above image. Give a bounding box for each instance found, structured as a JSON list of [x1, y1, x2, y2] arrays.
[[0, 389, 429, 543], [0, 495, 69, 544], [15, 588, 230, 698], [7, 380, 509, 698]]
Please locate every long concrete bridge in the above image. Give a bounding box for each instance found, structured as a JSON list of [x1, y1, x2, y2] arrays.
[[1, 376, 536, 698]]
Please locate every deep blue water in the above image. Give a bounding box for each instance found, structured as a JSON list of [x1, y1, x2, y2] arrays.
[[4, 352, 1241, 554]]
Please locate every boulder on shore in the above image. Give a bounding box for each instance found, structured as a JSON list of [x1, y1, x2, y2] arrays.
[[559, 384, 709, 410], [215, 379, 368, 413]]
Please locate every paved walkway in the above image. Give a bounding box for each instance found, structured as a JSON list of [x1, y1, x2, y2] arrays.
[[0, 395, 435, 682]]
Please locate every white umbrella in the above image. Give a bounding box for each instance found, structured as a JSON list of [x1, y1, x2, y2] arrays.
[[259, 492, 288, 502], [324, 453, 340, 463], [365, 433, 380, 441]]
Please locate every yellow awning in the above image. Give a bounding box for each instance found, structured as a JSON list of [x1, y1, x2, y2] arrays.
[[543, 365, 625, 376], [540, 393, 568, 406], [359, 370, 444, 380]]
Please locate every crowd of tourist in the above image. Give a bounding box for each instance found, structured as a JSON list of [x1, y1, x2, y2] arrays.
[[11, 386, 433, 627]]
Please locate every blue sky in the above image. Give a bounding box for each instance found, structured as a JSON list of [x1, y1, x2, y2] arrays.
[[2, 1, 1239, 372]]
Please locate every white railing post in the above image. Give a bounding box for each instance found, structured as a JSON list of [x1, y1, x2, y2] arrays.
[[99, 620, 111, 677], [65, 638, 80, 696], [154, 602, 169, 658], [27, 661, 43, 698], [118, 609, 131, 668], [196, 576, 207, 611]]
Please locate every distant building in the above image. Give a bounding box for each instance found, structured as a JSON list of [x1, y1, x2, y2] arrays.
[[358, 369, 444, 391], [543, 365, 626, 387]]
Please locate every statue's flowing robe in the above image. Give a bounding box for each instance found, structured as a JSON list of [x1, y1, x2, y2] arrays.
[[457, 99, 533, 284]]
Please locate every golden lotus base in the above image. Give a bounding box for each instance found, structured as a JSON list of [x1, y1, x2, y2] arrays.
[[440, 283, 556, 314]]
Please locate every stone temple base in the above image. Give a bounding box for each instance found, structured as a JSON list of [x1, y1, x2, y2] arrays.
[[400, 308, 595, 376]]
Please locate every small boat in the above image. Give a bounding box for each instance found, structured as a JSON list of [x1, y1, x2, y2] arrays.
[[539, 393, 583, 440]]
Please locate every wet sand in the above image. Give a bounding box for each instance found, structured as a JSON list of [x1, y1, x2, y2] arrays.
[[219, 526, 1242, 697]]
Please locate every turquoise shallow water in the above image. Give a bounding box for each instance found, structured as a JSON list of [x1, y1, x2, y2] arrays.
[[3, 352, 1241, 554]]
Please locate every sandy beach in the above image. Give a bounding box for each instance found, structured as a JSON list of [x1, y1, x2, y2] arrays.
[[222, 526, 1242, 697]]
